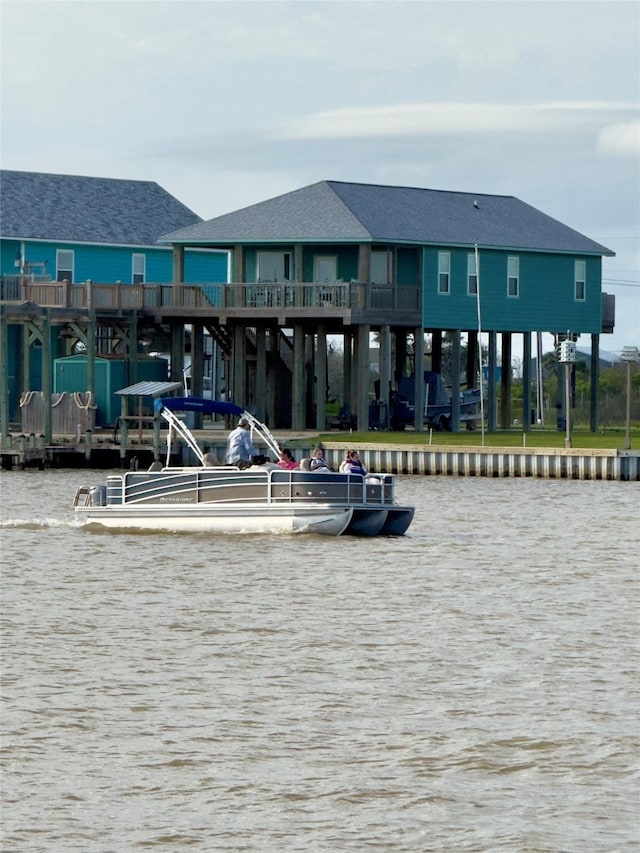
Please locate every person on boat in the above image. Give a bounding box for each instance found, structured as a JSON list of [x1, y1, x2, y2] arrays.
[[277, 448, 298, 469], [226, 416, 257, 469], [309, 445, 330, 471], [343, 449, 367, 476]]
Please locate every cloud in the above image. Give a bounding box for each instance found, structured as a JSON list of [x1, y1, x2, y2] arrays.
[[275, 101, 639, 141], [597, 121, 640, 158]]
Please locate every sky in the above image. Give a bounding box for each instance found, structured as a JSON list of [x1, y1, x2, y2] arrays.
[[1, 0, 638, 358]]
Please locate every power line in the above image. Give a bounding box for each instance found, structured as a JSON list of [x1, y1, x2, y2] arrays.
[[602, 278, 640, 287]]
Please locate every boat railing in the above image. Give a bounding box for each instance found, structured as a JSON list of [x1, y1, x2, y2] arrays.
[[103, 467, 396, 507]]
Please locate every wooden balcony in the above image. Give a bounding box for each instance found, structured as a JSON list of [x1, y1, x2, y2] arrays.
[[0, 278, 421, 328]]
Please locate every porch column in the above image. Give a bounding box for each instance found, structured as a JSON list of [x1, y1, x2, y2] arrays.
[[294, 245, 303, 282], [254, 326, 267, 423], [356, 324, 370, 430], [413, 327, 425, 432], [487, 331, 497, 431], [450, 330, 461, 432], [232, 245, 244, 283], [358, 244, 371, 311], [315, 325, 327, 431], [292, 324, 305, 430], [500, 333, 512, 428], [521, 332, 532, 432], [172, 246, 185, 284], [358, 244, 371, 284]]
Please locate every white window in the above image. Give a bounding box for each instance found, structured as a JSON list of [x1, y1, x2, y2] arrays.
[[467, 253, 478, 295], [132, 254, 146, 284], [257, 251, 291, 282], [56, 249, 74, 283], [507, 256, 519, 297], [371, 251, 389, 284], [438, 252, 450, 294], [575, 260, 586, 301]]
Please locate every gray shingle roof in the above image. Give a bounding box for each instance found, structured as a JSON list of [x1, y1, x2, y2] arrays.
[[0, 170, 202, 246], [161, 179, 613, 256]]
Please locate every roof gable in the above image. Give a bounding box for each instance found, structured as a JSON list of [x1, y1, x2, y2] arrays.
[[162, 179, 613, 256], [0, 170, 202, 246], [162, 181, 370, 244]]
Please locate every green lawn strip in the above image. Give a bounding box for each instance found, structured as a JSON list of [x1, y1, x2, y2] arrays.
[[315, 427, 639, 451]]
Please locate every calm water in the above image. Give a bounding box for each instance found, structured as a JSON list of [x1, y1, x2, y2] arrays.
[[1, 470, 638, 852]]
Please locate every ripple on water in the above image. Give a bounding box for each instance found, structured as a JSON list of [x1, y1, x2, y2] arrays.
[[1, 471, 638, 851]]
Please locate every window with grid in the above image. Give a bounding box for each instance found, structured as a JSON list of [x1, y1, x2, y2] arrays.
[[507, 256, 519, 297], [438, 252, 450, 294], [467, 253, 478, 295], [574, 260, 586, 300], [56, 249, 74, 282], [132, 254, 146, 284]]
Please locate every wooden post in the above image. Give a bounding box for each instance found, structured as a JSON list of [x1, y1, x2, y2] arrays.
[[487, 331, 497, 432], [450, 330, 461, 432], [522, 332, 531, 432], [120, 393, 128, 466], [413, 327, 425, 432], [292, 324, 305, 430], [0, 308, 9, 447], [379, 325, 391, 429], [255, 326, 267, 423], [315, 324, 327, 431], [500, 332, 512, 429], [590, 333, 600, 433], [42, 312, 52, 445], [356, 324, 370, 430]]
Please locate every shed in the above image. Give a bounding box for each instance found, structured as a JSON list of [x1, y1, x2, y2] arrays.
[[54, 355, 169, 425]]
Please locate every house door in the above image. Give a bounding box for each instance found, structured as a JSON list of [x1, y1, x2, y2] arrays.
[[257, 251, 291, 282], [314, 255, 337, 282]]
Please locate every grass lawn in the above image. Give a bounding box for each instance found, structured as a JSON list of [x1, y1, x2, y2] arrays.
[[317, 425, 639, 451]]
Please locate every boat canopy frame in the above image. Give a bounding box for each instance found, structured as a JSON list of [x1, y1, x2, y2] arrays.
[[154, 396, 282, 467]]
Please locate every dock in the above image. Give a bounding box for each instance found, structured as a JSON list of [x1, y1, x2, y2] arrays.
[[1, 432, 638, 481]]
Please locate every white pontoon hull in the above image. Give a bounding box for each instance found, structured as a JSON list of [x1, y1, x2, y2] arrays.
[[75, 503, 354, 536]]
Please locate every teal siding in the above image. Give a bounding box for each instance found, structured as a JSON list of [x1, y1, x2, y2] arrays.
[[422, 247, 602, 334], [396, 248, 420, 286], [0, 239, 228, 284], [184, 249, 229, 282]]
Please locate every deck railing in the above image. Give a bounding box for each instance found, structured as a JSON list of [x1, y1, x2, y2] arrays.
[[0, 277, 420, 316]]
